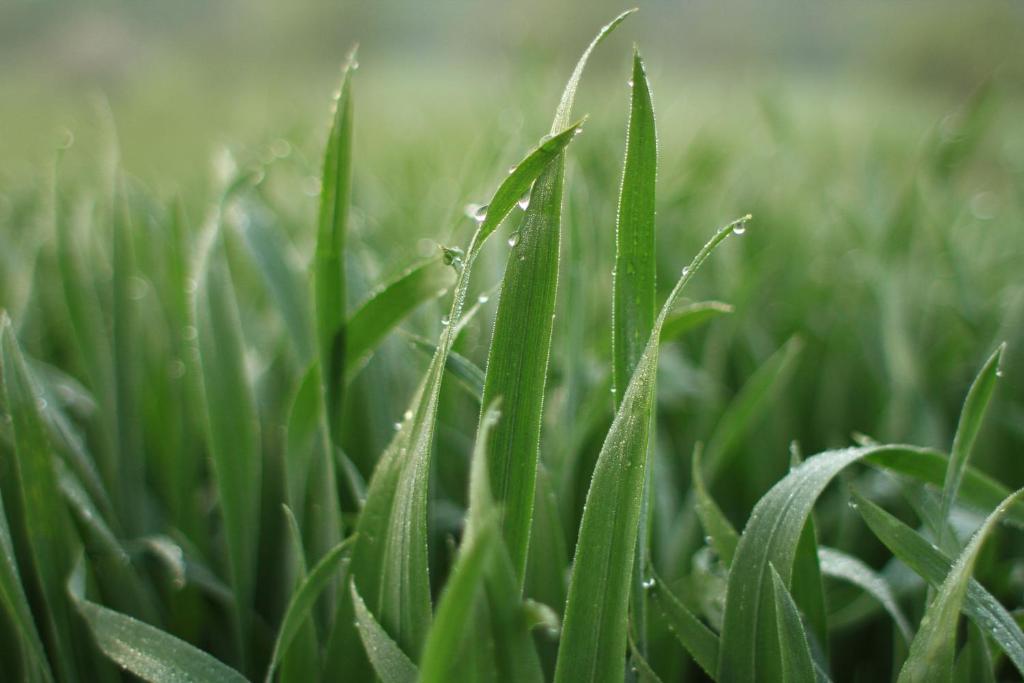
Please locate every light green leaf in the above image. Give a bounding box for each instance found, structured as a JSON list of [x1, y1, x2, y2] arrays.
[[818, 546, 913, 643], [660, 301, 734, 343], [350, 581, 418, 683], [265, 535, 355, 683], [315, 48, 356, 446], [68, 558, 248, 683], [556, 217, 748, 683], [771, 565, 818, 683], [692, 444, 739, 566], [853, 491, 1024, 677], [478, 10, 634, 586], [898, 488, 1024, 683], [939, 345, 1004, 539]]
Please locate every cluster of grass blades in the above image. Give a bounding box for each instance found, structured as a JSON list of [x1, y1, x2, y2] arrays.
[[0, 8, 1021, 682]]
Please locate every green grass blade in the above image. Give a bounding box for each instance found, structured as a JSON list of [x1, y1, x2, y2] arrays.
[[350, 581, 418, 683], [897, 488, 1024, 683], [648, 572, 720, 677], [556, 217, 748, 683], [954, 622, 996, 683], [479, 9, 633, 588], [717, 444, 937, 682], [0, 486, 54, 683], [660, 301, 734, 343], [0, 314, 79, 680], [193, 221, 261, 664], [771, 565, 818, 683], [408, 335, 485, 401], [344, 257, 456, 380], [939, 345, 1004, 537], [852, 491, 1024, 677], [613, 47, 658, 655], [692, 444, 739, 566], [613, 47, 657, 401], [67, 559, 248, 683], [264, 535, 355, 683], [818, 546, 913, 643], [321, 120, 583, 679], [315, 49, 356, 447]]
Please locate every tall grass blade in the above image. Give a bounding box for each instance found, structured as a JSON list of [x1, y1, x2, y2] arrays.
[[0, 314, 80, 680], [350, 581, 418, 683], [193, 218, 261, 664], [692, 444, 739, 566], [648, 572, 719, 677], [897, 488, 1024, 683], [315, 49, 356, 447], [660, 301, 733, 343], [479, 9, 634, 585], [939, 345, 1004, 539], [771, 565, 819, 683], [818, 546, 912, 643], [556, 217, 748, 682]]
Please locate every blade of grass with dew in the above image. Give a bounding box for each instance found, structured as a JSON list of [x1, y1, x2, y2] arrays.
[[0, 485, 54, 683], [818, 546, 913, 643], [264, 534, 355, 683], [717, 444, 940, 682], [648, 571, 719, 677], [350, 581, 418, 683], [692, 444, 739, 566], [555, 217, 748, 683], [315, 49, 356, 448], [614, 47, 658, 655], [0, 314, 80, 681], [193, 216, 261, 667], [67, 558, 248, 683], [897, 488, 1024, 683], [852, 491, 1024, 677], [660, 301, 734, 343], [938, 345, 1004, 543], [344, 257, 456, 381], [321, 120, 584, 678], [771, 565, 819, 683], [478, 9, 634, 586]]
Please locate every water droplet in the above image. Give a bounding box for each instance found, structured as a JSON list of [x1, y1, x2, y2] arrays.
[[734, 224, 746, 236], [507, 232, 520, 248], [517, 192, 531, 211], [441, 315, 451, 327], [681, 266, 691, 276], [58, 127, 75, 150], [610, 387, 617, 394], [403, 409, 413, 420], [169, 360, 186, 379], [394, 422, 402, 431], [642, 577, 655, 589], [441, 245, 465, 269], [35, 397, 48, 410], [464, 203, 488, 223], [996, 368, 1004, 378], [270, 139, 292, 158], [519, 255, 526, 261], [477, 294, 489, 304], [627, 79, 635, 87]]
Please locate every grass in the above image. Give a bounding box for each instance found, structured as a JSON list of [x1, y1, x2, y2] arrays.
[[1, 7, 1024, 682]]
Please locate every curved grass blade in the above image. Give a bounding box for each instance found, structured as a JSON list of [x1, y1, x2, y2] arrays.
[[193, 219, 261, 664], [898, 488, 1024, 683], [0, 314, 79, 680], [344, 258, 456, 381], [648, 572, 719, 678], [479, 10, 634, 586], [350, 581, 417, 683], [0, 486, 54, 683], [556, 217, 748, 683], [852, 491, 1024, 677], [67, 559, 247, 683], [315, 48, 356, 447], [692, 444, 739, 566], [407, 335, 485, 401], [717, 444, 939, 682], [321, 119, 584, 679], [275, 506, 319, 683], [939, 345, 1004, 540], [264, 535, 355, 683], [818, 546, 912, 643], [771, 565, 818, 683], [660, 301, 733, 343]]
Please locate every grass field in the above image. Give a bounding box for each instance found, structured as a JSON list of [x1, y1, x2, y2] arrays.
[[1, 5, 1024, 682]]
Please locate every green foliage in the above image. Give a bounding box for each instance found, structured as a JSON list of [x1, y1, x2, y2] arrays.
[[0, 7, 1022, 683]]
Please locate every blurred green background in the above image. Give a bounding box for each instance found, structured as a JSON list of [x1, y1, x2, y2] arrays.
[[2, 3, 1024, 679]]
